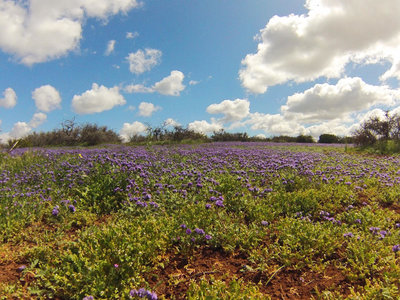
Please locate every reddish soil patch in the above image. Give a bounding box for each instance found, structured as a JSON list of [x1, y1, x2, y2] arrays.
[[381, 202, 400, 214], [264, 265, 351, 299], [0, 261, 21, 284], [146, 247, 353, 299], [146, 247, 249, 299]]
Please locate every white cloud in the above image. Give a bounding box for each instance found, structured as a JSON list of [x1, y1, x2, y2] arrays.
[[206, 99, 250, 123], [0, 111, 50, 143], [0, 88, 17, 108], [119, 121, 147, 142], [153, 70, 185, 96], [188, 120, 223, 134], [126, 48, 162, 74], [189, 80, 199, 86], [305, 120, 353, 138], [124, 84, 154, 94], [164, 118, 181, 128], [124, 70, 186, 96], [138, 101, 161, 117], [72, 83, 126, 114], [246, 113, 305, 136], [126, 31, 139, 39], [29, 112, 47, 128], [0, 0, 142, 65], [281, 77, 400, 123], [9, 121, 31, 139], [105, 40, 116, 55], [239, 0, 400, 93], [255, 133, 266, 139], [32, 85, 62, 112]]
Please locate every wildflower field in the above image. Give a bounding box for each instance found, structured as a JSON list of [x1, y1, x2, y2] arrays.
[[1, 142, 400, 299]]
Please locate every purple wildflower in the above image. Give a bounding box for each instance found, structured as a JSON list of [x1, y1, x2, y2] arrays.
[[261, 221, 268, 226], [194, 228, 205, 235], [68, 204, 76, 213], [355, 219, 362, 224], [205, 203, 211, 209], [343, 232, 354, 238], [369, 227, 380, 234], [83, 296, 94, 300], [215, 200, 224, 207], [17, 265, 27, 272], [392, 245, 400, 253], [186, 228, 192, 234], [52, 205, 60, 216], [205, 234, 212, 240], [379, 230, 388, 239], [180, 224, 187, 229], [149, 201, 159, 208]]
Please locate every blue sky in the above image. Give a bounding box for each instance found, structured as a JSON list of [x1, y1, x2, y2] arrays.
[[1, 0, 400, 142]]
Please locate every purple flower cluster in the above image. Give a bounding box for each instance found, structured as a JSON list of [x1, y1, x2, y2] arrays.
[[130, 288, 157, 299], [52, 205, 60, 216], [343, 232, 354, 238], [369, 227, 390, 239], [319, 210, 341, 225], [206, 195, 225, 208], [179, 224, 211, 242]]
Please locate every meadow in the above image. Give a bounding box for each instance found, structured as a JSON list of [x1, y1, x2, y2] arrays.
[[1, 142, 400, 299]]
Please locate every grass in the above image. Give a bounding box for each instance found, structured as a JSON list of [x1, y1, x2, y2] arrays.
[[1, 143, 400, 299]]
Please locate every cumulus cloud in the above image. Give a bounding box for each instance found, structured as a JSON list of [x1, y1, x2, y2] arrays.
[[246, 113, 305, 136], [119, 121, 147, 142], [0, 0, 142, 65], [72, 83, 126, 114], [164, 118, 181, 128], [281, 77, 400, 123], [126, 31, 139, 39], [29, 112, 47, 128], [105, 40, 116, 55], [0, 111, 48, 143], [0, 87, 17, 108], [0, 121, 32, 143], [206, 99, 250, 123], [153, 70, 185, 96], [305, 120, 354, 138], [188, 120, 223, 134], [126, 48, 162, 74], [138, 101, 161, 117], [124, 70, 186, 96], [9, 121, 31, 139], [124, 84, 153, 94], [32, 85, 62, 112], [239, 0, 400, 93]]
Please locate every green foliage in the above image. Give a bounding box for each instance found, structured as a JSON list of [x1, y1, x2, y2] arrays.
[[187, 276, 268, 299], [7, 121, 121, 148], [34, 215, 174, 299], [353, 110, 400, 153], [271, 217, 342, 268], [2, 144, 400, 298], [318, 133, 340, 144]]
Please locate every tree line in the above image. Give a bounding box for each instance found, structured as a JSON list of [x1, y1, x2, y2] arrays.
[[2, 111, 400, 152]]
